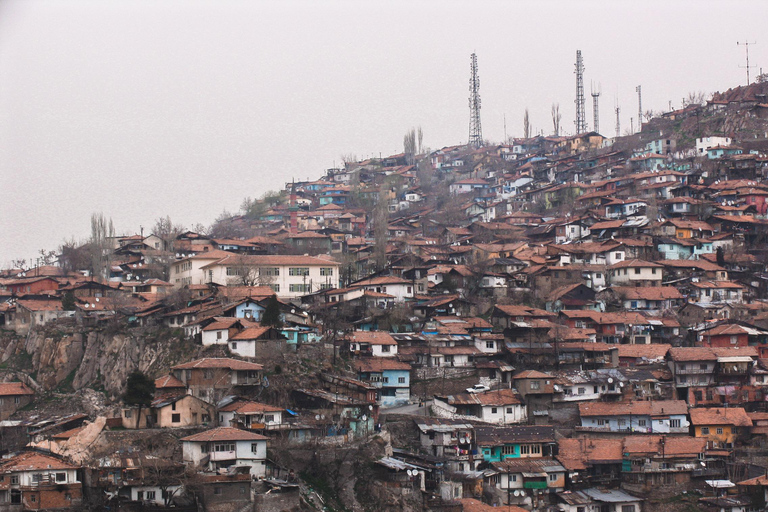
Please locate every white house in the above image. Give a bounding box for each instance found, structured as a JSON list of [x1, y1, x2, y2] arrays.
[[170, 252, 340, 299], [696, 136, 732, 155], [200, 318, 243, 346], [181, 427, 268, 478], [441, 389, 528, 425], [578, 400, 689, 433], [348, 331, 398, 357]]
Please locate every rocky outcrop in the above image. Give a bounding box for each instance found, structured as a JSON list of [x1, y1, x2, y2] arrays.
[[0, 326, 199, 398]]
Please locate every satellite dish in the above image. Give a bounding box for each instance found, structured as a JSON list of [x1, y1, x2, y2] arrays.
[[619, 382, 625, 387], [368, 405, 373, 411], [320, 414, 325, 420], [361, 414, 367, 421], [291, 309, 296, 314], [315, 414, 320, 420], [95, 298, 100, 302], [513, 490, 520, 497], [607, 377, 614, 384]]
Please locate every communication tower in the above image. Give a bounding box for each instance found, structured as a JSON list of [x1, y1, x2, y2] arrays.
[[591, 83, 601, 134], [636, 85, 642, 133], [737, 41, 757, 85], [468, 53, 483, 148], [574, 50, 587, 134]]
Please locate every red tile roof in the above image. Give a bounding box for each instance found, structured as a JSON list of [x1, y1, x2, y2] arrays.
[[171, 358, 263, 371], [181, 426, 268, 442], [0, 382, 34, 396], [689, 407, 752, 427]]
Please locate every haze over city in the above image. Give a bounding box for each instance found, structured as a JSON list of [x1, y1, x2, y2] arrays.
[[0, 0, 765, 265]]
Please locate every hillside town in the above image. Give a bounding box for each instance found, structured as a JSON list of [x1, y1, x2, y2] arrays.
[[5, 81, 768, 511]]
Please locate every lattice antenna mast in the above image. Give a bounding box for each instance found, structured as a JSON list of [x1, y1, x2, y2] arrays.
[[591, 83, 601, 134], [468, 53, 483, 148], [614, 98, 621, 138], [636, 85, 642, 134], [737, 41, 757, 85], [574, 50, 587, 134]]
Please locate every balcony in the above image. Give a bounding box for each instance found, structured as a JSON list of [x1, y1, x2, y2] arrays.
[[676, 368, 712, 374]]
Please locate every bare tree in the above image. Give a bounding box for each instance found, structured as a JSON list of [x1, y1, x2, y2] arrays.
[[551, 103, 561, 136], [524, 108, 531, 139], [403, 128, 417, 165], [417, 126, 424, 155], [682, 91, 709, 108], [89, 212, 114, 280]]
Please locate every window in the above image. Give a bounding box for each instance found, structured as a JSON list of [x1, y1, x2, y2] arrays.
[[260, 267, 279, 276], [231, 342, 237, 350], [10, 476, 18, 485], [700, 363, 708, 370], [320, 267, 333, 276], [716, 427, 724, 435], [125, 409, 132, 418], [398, 377, 406, 384], [216, 331, 222, 340], [264, 414, 274, 422], [172, 401, 176, 411], [530, 381, 540, 390], [147, 491, 156, 501], [634, 268, 641, 275], [491, 407, 498, 414], [701, 427, 710, 435], [486, 341, 495, 349], [30, 495, 36, 503], [520, 445, 530, 454], [621, 506, 635, 512], [531, 444, 541, 454], [172, 414, 181, 423], [289, 267, 310, 276], [270, 284, 280, 293], [137, 491, 144, 500], [549, 473, 557, 482], [502, 445, 515, 455], [252, 443, 260, 453], [638, 419, 647, 427], [506, 407, 513, 414], [289, 284, 311, 293], [214, 487, 222, 496], [597, 419, 606, 426], [381, 345, 390, 353], [652, 268, 657, 274], [204, 369, 213, 379]]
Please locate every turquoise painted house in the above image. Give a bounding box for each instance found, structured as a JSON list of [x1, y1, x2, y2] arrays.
[[475, 425, 556, 462]]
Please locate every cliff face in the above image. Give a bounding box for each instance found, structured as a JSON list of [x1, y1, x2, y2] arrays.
[[0, 326, 199, 399]]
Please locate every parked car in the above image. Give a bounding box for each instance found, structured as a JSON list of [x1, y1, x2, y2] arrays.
[[466, 384, 490, 393]]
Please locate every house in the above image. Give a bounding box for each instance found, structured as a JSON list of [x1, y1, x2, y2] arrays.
[[621, 436, 710, 493], [0, 451, 82, 509], [556, 437, 624, 488], [689, 281, 745, 305], [577, 400, 689, 434], [696, 136, 732, 155], [170, 252, 340, 299], [689, 407, 752, 448], [555, 488, 643, 512], [415, 418, 477, 473], [181, 427, 268, 477], [668, 347, 718, 398], [484, 458, 566, 505], [512, 370, 556, 422], [200, 317, 245, 346], [353, 358, 411, 407], [347, 331, 398, 357], [608, 260, 663, 287], [122, 393, 215, 429], [475, 425, 556, 462], [437, 389, 527, 425], [228, 325, 286, 359], [601, 286, 684, 311], [0, 383, 34, 421], [170, 358, 263, 404], [218, 399, 284, 430], [10, 299, 73, 334]]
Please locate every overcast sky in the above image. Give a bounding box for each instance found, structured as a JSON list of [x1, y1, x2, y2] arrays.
[[0, 0, 765, 266]]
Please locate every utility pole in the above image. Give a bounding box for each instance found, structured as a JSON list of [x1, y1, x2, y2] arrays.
[[591, 83, 601, 134], [737, 41, 757, 85], [468, 53, 483, 148], [574, 50, 587, 134], [636, 85, 642, 134]]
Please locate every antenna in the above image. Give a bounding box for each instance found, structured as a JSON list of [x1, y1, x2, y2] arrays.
[[636, 85, 642, 133], [503, 113, 507, 143], [468, 53, 483, 148], [591, 82, 601, 134], [737, 40, 757, 85], [615, 98, 621, 138], [575, 50, 587, 134]]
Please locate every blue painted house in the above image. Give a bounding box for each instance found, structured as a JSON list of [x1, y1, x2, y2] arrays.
[[475, 425, 556, 462], [353, 358, 411, 407]]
